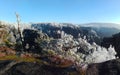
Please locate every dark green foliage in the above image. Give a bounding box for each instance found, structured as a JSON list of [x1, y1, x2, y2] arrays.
[[22, 29, 49, 53]]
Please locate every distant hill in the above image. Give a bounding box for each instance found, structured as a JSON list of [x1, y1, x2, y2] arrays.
[[79, 23, 120, 37]]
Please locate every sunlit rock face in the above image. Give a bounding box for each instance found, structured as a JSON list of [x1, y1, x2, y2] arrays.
[[0, 24, 16, 48]]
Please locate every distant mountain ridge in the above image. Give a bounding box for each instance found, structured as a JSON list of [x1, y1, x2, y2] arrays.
[[31, 22, 120, 44]]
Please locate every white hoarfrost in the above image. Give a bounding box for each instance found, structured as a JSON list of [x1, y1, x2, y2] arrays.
[[85, 45, 116, 63], [42, 33, 117, 64], [75, 37, 116, 64], [78, 39, 117, 63]]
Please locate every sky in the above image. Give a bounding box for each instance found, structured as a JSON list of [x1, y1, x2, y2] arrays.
[[0, 0, 120, 24]]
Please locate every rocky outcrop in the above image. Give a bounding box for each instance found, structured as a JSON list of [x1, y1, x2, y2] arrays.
[[0, 24, 16, 48], [87, 59, 120, 75], [0, 59, 120, 75], [0, 60, 77, 75]]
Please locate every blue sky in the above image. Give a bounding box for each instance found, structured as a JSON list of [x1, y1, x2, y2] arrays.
[[0, 0, 120, 24]]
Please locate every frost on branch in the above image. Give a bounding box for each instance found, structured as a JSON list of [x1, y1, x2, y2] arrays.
[[85, 44, 117, 63]]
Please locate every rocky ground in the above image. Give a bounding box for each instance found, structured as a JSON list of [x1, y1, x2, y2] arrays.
[[0, 59, 119, 75], [0, 46, 119, 75]]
